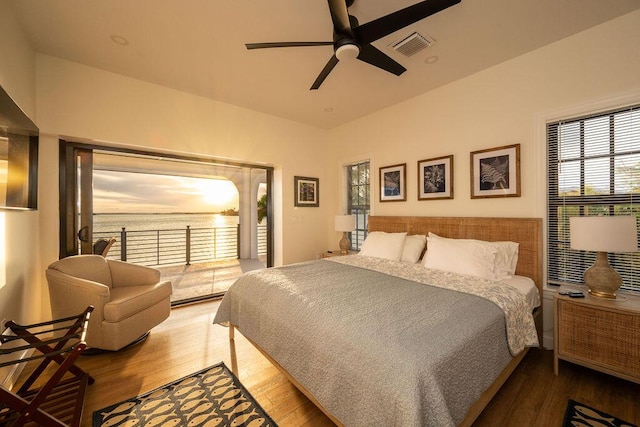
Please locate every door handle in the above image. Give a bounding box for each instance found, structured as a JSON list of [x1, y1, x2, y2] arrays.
[[77, 226, 89, 242]]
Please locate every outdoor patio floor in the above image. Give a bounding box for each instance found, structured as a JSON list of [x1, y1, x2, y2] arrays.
[[158, 257, 266, 303]]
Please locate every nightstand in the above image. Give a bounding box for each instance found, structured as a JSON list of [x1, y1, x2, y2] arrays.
[[554, 291, 640, 384], [322, 250, 355, 258]]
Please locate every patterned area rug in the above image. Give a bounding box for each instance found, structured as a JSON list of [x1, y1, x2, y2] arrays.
[[93, 362, 277, 427], [563, 399, 637, 427]]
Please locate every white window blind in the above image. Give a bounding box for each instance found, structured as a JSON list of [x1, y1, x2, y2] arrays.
[[347, 161, 370, 250], [547, 104, 640, 292]]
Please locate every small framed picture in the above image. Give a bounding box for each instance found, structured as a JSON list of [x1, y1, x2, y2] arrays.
[[470, 144, 520, 198], [379, 163, 406, 202], [294, 176, 319, 207], [418, 155, 453, 200]]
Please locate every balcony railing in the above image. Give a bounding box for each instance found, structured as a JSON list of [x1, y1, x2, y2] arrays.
[[94, 224, 267, 267]]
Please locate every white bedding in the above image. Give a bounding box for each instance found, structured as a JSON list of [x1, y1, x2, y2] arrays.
[[214, 257, 536, 426], [330, 255, 539, 355], [499, 275, 540, 311]]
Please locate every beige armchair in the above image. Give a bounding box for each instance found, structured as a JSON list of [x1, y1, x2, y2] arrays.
[[46, 255, 172, 351]]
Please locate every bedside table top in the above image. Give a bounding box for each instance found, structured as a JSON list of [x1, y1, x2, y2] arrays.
[[555, 289, 640, 313], [322, 250, 356, 257]]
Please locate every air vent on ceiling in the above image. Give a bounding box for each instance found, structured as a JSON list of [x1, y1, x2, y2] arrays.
[[391, 32, 435, 57]]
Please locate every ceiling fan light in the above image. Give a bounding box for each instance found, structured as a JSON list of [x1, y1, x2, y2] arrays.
[[335, 44, 359, 61]]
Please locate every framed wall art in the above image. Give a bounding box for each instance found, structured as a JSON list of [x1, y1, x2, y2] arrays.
[[470, 143, 520, 199], [379, 163, 406, 202], [418, 155, 453, 200], [294, 176, 319, 207]]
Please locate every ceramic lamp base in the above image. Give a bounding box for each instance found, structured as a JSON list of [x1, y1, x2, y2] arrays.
[[584, 252, 622, 299], [339, 232, 351, 254]]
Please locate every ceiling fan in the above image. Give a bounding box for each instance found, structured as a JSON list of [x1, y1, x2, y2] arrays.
[[246, 0, 461, 90]]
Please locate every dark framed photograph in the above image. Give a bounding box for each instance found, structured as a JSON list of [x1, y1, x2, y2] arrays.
[[418, 155, 453, 200], [379, 163, 406, 202], [294, 176, 319, 207], [470, 143, 520, 198]]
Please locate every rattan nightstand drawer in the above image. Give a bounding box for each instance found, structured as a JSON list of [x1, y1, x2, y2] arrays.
[[554, 294, 640, 384]]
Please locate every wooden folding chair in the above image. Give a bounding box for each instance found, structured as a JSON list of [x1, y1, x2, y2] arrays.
[[0, 306, 94, 426], [93, 238, 116, 257]]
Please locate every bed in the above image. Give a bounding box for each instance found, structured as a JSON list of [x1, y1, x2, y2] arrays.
[[214, 216, 542, 426]]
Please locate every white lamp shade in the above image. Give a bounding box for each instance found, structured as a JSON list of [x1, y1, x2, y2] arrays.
[[335, 215, 355, 232], [570, 216, 638, 253]]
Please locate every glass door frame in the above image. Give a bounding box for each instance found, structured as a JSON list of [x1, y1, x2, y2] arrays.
[[58, 139, 274, 269]]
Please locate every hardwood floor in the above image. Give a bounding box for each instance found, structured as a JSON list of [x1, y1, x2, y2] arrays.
[[25, 300, 639, 426], [474, 347, 640, 426], [74, 300, 333, 427]]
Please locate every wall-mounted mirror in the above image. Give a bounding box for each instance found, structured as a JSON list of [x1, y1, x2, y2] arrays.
[[0, 85, 38, 210]]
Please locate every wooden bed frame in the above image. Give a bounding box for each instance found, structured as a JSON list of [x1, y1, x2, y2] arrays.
[[229, 216, 543, 427]]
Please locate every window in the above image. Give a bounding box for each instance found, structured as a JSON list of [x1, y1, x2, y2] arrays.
[[347, 161, 370, 250], [547, 104, 640, 292]]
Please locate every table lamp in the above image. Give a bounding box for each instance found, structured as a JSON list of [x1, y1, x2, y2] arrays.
[[570, 215, 638, 299], [334, 215, 355, 254]]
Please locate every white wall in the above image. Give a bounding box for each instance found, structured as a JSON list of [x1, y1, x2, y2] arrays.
[[329, 10, 640, 217], [327, 10, 640, 348], [35, 55, 332, 280], [0, 1, 44, 326]]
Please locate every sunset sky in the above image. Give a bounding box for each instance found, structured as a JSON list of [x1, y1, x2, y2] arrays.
[[93, 170, 240, 213]]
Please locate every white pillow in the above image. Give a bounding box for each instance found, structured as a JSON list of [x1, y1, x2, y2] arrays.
[[400, 234, 427, 263], [423, 234, 497, 280], [359, 231, 407, 261], [492, 241, 519, 278], [426, 233, 518, 279]]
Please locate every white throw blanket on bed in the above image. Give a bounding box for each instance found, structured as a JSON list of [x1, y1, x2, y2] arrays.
[[329, 255, 539, 354]]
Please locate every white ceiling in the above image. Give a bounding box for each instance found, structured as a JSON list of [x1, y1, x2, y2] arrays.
[[9, 0, 640, 129]]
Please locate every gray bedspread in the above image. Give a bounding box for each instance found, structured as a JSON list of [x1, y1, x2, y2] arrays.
[[213, 256, 538, 426]]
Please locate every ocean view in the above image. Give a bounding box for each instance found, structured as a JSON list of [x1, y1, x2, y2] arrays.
[[91, 213, 257, 267], [93, 212, 240, 234]]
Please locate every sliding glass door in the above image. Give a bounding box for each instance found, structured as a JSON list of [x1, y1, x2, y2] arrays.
[[59, 140, 273, 304]]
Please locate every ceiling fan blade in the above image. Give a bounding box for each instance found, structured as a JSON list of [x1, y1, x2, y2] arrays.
[[246, 41, 333, 50], [311, 55, 340, 90], [357, 44, 406, 76], [327, 0, 353, 36], [354, 0, 461, 44]]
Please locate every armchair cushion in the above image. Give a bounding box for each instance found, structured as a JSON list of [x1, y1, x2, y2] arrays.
[[107, 259, 161, 287], [104, 282, 172, 322]]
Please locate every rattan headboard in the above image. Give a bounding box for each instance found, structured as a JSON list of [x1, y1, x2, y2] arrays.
[[368, 216, 543, 292]]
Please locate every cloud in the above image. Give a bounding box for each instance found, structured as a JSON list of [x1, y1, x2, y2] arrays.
[[93, 170, 239, 213]]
